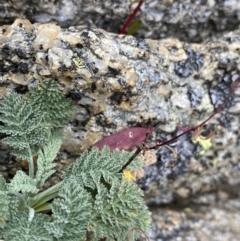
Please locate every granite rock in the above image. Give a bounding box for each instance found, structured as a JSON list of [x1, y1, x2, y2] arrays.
[[1, 0, 240, 43], [0, 19, 239, 152], [0, 11, 240, 240]]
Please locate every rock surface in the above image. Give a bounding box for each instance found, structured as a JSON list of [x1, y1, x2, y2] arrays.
[[0, 2, 240, 240], [1, 0, 240, 43]]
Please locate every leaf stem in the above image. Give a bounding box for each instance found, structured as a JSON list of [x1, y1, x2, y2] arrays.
[[119, 1, 143, 34], [30, 181, 62, 209], [34, 203, 52, 213]]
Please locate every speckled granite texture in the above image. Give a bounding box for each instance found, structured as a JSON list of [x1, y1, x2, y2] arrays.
[[0, 1, 240, 240], [1, 0, 240, 43]]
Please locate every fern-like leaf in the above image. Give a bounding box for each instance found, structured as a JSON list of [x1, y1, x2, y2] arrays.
[[2, 212, 52, 241], [90, 180, 150, 241], [0, 191, 19, 229], [64, 147, 143, 190], [7, 171, 38, 194], [5, 194, 19, 223], [45, 178, 92, 240], [10, 148, 31, 161], [63, 147, 142, 190], [0, 93, 46, 156], [28, 79, 73, 127], [36, 131, 62, 187]]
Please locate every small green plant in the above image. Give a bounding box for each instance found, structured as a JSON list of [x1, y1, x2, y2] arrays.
[[0, 79, 150, 240]]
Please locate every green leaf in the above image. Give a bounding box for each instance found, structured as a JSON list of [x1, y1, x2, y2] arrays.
[[0, 192, 18, 229], [36, 131, 62, 187], [90, 180, 150, 241], [2, 212, 52, 241], [7, 171, 38, 194], [0, 93, 46, 152], [10, 148, 31, 161], [45, 178, 92, 240], [64, 147, 123, 190], [126, 19, 142, 35], [0, 191, 9, 228], [64, 147, 143, 189], [0, 175, 6, 191], [28, 79, 73, 127]]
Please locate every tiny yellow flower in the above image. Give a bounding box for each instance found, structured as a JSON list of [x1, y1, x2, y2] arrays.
[[122, 170, 135, 181]]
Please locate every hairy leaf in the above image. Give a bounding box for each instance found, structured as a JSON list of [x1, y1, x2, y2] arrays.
[[10, 148, 31, 161], [45, 178, 92, 240], [28, 79, 73, 127], [64, 147, 121, 189], [90, 180, 150, 241], [64, 147, 143, 190], [7, 171, 38, 194], [2, 212, 52, 241], [0, 93, 45, 153], [0, 191, 9, 228], [0, 192, 19, 229], [36, 131, 62, 187]]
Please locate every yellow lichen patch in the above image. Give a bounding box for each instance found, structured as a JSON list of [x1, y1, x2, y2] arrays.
[[184, 207, 193, 213], [193, 135, 213, 155], [72, 53, 85, 69]]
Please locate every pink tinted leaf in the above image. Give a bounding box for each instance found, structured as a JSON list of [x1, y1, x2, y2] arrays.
[[93, 127, 154, 152]]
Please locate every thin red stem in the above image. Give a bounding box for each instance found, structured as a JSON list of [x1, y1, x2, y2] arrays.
[[119, 1, 143, 34], [120, 77, 240, 171], [150, 77, 240, 149]]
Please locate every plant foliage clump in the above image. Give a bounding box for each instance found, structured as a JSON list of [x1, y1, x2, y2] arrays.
[[64, 147, 150, 241], [0, 79, 151, 241]]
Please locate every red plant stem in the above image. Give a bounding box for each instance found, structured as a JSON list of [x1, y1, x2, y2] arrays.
[[119, 1, 144, 34], [152, 77, 240, 149], [120, 77, 240, 172], [119, 146, 142, 172]]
